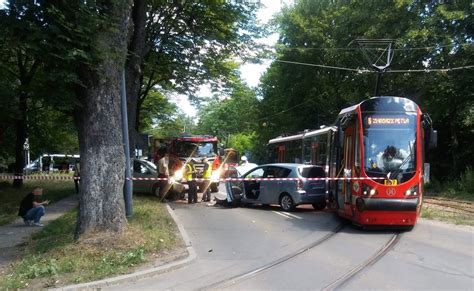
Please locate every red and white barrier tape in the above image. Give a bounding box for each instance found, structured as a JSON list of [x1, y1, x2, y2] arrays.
[[0, 175, 385, 181]]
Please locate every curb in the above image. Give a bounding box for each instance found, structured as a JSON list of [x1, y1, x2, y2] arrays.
[[56, 204, 196, 290]]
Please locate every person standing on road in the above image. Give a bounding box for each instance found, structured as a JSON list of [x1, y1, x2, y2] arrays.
[[73, 160, 80, 194], [202, 160, 212, 202], [157, 151, 170, 199], [184, 160, 197, 204], [18, 187, 50, 227]]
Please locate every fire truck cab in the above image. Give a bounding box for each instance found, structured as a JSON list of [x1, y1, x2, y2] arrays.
[[153, 135, 221, 192]]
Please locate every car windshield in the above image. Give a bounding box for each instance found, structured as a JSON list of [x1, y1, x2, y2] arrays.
[[176, 142, 217, 158], [362, 113, 417, 181], [142, 160, 157, 170]]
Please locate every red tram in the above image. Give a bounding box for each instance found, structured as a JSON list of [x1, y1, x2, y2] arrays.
[[268, 97, 437, 228]]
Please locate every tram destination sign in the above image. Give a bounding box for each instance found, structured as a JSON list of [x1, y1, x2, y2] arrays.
[[364, 115, 412, 128]]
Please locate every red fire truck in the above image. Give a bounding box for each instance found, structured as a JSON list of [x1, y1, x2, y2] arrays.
[[153, 135, 222, 192]]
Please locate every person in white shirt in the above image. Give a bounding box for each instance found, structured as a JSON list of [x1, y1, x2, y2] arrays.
[[157, 152, 170, 199]]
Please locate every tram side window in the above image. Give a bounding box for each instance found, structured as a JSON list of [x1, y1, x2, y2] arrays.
[[286, 140, 302, 163], [303, 139, 312, 164], [354, 122, 361, 175]]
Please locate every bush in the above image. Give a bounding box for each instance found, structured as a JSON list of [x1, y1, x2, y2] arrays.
[[460, 167, 474, 194]]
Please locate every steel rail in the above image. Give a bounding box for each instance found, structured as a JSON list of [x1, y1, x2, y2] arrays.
[[200, 222, 346, 290], [322, 232, 401, 291]]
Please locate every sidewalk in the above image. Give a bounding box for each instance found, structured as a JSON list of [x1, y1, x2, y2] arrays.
[[0, 195, 79, 269]]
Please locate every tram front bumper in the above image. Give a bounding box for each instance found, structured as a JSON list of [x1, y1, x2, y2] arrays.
[[356, 197, 419, 212]]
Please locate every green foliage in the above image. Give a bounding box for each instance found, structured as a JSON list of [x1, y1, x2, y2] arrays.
[[142, 1, 264, 96], [460, 167, 474, 194], [256, 0, 473, 177], [228, 131, 258, 156], [0, 196, 179, 289], [196, 79, 259, 144], [138, 89, 178, 133]]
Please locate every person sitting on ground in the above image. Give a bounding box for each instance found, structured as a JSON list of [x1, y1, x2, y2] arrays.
[[18, 187, 50, 227]]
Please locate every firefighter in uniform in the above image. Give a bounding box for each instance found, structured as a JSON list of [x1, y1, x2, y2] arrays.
[[202, 161, 212, 202], [185, 160, 198, 204]]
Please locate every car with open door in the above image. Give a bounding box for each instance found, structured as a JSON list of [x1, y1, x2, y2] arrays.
[[221, 163, 327, 211]]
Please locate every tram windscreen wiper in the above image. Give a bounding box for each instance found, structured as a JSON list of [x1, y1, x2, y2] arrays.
[[388, 144, 414, 180]]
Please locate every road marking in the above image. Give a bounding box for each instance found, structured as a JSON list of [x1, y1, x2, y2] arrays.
[[281, 211, 303, 220], [272, 211, 292, 219]]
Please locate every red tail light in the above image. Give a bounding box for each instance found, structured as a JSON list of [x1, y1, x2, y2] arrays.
[[297, 179, 304, 190]]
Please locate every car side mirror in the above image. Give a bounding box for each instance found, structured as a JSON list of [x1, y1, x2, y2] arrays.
[[218, 148, 225, 157]]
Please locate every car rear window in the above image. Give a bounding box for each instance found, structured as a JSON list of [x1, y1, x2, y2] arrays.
[[298, 166, 325, 178]]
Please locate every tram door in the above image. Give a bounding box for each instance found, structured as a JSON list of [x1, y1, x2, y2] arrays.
[[343, 125, 355, 215], [278, 146, 285, 163]]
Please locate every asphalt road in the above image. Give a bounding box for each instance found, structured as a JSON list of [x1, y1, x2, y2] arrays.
[[110, 191, 474, 290]]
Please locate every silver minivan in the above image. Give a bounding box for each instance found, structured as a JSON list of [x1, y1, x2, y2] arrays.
[[222, 163, 327, 211]]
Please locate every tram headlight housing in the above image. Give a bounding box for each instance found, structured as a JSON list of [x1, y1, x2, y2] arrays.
[[405, 185, 419, 196], [362, 185, 377, 197]]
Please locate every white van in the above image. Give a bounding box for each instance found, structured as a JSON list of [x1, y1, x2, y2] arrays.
[[24, 154, 80, 174]]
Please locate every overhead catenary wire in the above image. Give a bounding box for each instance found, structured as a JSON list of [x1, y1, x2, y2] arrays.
[[276, 42, 473, 51], [272, 59, 474, 73], [257, 98, 316, 121], [274, 59, 370, 72]]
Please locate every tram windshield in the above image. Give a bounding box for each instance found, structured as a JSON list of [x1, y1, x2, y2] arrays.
[[362, 113, 417, 182]]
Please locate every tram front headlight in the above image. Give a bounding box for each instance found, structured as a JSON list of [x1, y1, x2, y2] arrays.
[[405, 185, 419, 196]]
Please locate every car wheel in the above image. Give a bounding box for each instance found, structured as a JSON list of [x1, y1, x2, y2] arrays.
[[280, 194, 295, 212], [312, 201, 326, 210], [152, 184, 160, 198]]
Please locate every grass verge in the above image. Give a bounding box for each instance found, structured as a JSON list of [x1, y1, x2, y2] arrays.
[[421, 205, 474, 226], [0, 180, 76, 225], [0, 196, 182, 289]]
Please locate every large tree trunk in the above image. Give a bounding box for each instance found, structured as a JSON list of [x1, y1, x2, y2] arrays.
[[126, 0, 147, 156], [74, 1, 131, 239]]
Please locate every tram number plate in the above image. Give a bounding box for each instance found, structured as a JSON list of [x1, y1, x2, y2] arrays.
[[384, 179, 398, 186]]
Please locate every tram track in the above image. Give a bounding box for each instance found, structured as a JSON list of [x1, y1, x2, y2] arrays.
[[201, 226, 401, 290], [322, 232, 401, 290], [424, 197, 474, 214], [200, 222, 346, 290]]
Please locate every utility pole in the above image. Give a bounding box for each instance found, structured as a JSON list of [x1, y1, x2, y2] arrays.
[[356, 39, 395, 96], [120, 70, 133, 217]]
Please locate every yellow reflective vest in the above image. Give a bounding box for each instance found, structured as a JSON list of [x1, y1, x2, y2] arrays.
[[203, 162, 212, 179], [185, 163, 194, 181]]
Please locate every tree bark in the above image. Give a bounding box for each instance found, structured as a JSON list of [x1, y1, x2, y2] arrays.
[[74, 1, 131, 239], [125, 0, 147, 156]]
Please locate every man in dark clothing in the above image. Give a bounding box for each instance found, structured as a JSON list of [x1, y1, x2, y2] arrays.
[[184, 160, 198, 204], [18, 187, 49, 227]]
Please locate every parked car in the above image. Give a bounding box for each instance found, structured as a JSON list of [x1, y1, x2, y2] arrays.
[[132, 159, 184, 199], [219, 163, 327, 211]]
